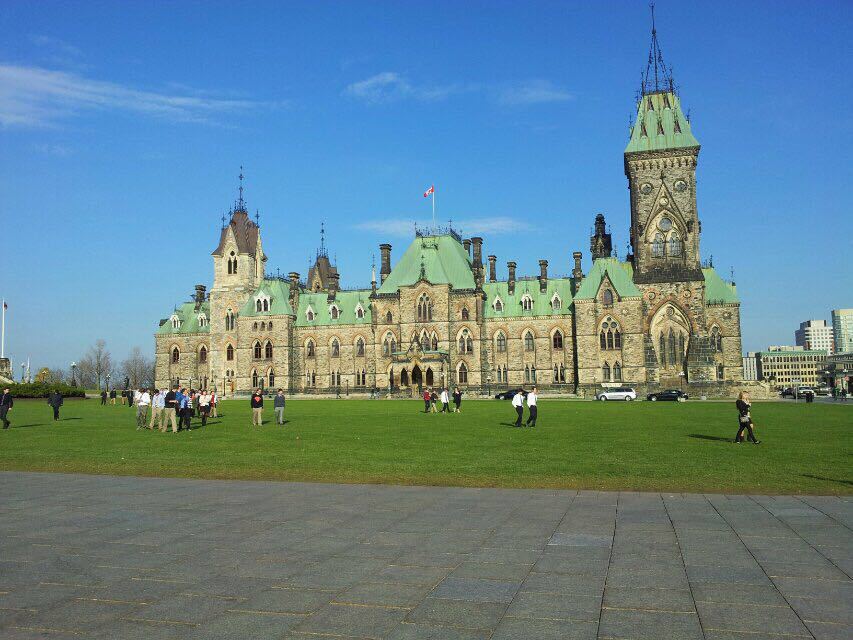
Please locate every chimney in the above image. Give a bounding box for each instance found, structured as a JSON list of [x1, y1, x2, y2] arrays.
[[487, 255, 497, 282], [572, 252, 584, 286], [327, 272, 340, 299], [507, 261, 517, 295], [471, 237, 483, 267], [194, 284, 206, 310], [288, 272, 300, 305], [538, 260, 548, 293], [463, 238, 471, 256], [379, 243, 392, 283]]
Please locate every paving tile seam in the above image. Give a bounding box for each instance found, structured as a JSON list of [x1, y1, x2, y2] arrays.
[[703, 495, 819, 640], [601, 604, 697, 614], [702, 628, 813, 638], [12, 625, 84, 636], [326, 601, 412, 610]]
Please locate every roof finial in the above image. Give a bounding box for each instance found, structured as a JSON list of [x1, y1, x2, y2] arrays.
[[641, 1, 674, 97], [255, 209, 260, 226], [237, 165, 245, 210], [221, 212, 226, 229]]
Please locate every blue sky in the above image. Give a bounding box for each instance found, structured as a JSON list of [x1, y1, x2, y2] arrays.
[[1, 0, 851, 369]]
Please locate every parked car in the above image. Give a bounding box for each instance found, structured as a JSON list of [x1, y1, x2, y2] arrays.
[[595, 387, 637, 401], [795, 387, 815, 399], [647, 389, 689, 401], [780, 387, 796, 398], [494, 389, 528, 400], [815, 386, 832, 396]]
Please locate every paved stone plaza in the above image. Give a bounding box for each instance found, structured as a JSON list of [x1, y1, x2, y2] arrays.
[[0, 472, 850, 639]]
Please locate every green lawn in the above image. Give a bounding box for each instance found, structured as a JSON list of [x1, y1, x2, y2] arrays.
[[0, 398, 850, 494]]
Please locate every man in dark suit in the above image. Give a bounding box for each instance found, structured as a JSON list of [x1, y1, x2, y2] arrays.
[[0, 388, 12, 429], [47, 391, 63, 421]]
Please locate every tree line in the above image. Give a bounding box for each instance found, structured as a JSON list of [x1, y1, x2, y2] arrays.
[[36, 340, 155, 390]]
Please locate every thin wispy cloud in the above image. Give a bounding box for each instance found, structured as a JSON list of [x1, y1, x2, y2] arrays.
[[344, 72, 463, 104], [29, 35, 83, 59], [355, 216, 527, 237], [0, 63, 273, 128], [32, 143, 72, 157], [498, 79, 574, 106]]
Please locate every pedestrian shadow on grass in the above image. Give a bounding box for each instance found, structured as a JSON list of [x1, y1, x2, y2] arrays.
[[802, 474, 853, 487], [689, 434, 732, 442], [500, 422, 522, 428]]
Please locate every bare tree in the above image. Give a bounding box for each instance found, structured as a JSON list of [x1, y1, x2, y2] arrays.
[[120, 347, 155, 389], [74, 340, 112, 389], [47, 368, 67, 383]]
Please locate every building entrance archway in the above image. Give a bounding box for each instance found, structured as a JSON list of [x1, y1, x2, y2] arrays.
[[426, 367, 434, 387], [401, 368, 409, 387], [412, 365, 422, 388]]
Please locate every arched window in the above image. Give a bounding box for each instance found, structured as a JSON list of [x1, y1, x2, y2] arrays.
[[306, 339, 315, 357], [679, 332, 686, 358], [199, 346, 207, 364], [602, 362, 611, 381], [615, 328, 622, 349], [458, 329, 473, 354], [226, 344, 234, 361], [461, 307, 469, 320], [306, 309, 315, 322], [494, 298, 504, 313], [228, 251, 237, 274], [331, 338, 340, 357], [521, 295, 533, 311], [431, 335, 438, 351], [613, 362, 622, 381], [256, 299, 262, 312], [553, 365, 559, 382], [268, 321, 273, 330], [652, 233, 665, 257], [330, 305, 339, 320], [253, 322, 258, 330], [668, 329, 677, 364], [263, 299, 269, 311], [265, 341, 273, 359], [356, 337, 365, 357], [198, 315, 207, 327], [717, 364, 724, 380], [600, 330, 607, 349], [458, 362, 468, 384], [553, 330, 563, 350], [417, 294, 433, 322], [497, 366, 503, 383], [600, 319, 621, 350], [607, 330, 614, 350], [602, 289, 614, 306], [560, 363, 566, 382], [356, 306, 364, 319], [268, 369, 275, 387], [524, 365, 530, 383], [552, 294, 562, 310], [531, 366, 536, 382], [253, 341, 262, 359], [524, 331, 535, 351], [225, 310, 235, 330], [251, 370, 258, 388], [668, 232, 683, 257], [496, 332, 507, 353], [386, 311, 393, 323], [711, 327, 722, 352], [171, 315, 180, 329], [171, 347, 180, 363], [260, 321, 266, 331], [659, 333, 667, 366]]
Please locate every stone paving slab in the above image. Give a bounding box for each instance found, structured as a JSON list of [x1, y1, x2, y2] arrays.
[[0, 472, 850, 639]]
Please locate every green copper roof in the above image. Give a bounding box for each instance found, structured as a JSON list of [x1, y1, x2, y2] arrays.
[[574, 258, 641, 300], [296, 289, 372, 327], [483, 278, 573, 319], [377, 234, 475, 294], [625, 91, 699, 154], [703, 267, 739, 305], [156, 301, 210, 335], [241, 279, 295, 317]]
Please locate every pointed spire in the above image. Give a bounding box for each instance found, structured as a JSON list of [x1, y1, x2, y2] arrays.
[[255, 209, 260, 227], [237, 165, 245, 211], [641, 2, 674, 96]]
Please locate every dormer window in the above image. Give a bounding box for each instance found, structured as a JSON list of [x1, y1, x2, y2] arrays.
[[197, 314, 207, 327], [493, 297, 504, 313], [602, 289, 614, 306], [170, 314, 181, 329], [330, 305, 340, 320], [551, 293, 562, 310], [355, 304, 365, 319], [306, 307, 315, 322], [521, 294, 533, 312], [255, 294, 270, 313]]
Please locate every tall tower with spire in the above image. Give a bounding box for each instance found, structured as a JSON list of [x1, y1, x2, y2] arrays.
[[625, 4, 703, 284]]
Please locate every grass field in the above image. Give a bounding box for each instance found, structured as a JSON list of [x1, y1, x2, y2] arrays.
[[0, 398, 849, 494]]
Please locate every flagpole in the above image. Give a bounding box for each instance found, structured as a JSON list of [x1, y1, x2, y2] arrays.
[[1, 300, 5, 359], [432, 190, 436, 229]]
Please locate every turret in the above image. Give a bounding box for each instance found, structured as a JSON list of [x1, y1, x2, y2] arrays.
[[379, 243, 392, 283]]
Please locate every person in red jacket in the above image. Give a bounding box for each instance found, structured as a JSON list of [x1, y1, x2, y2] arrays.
[[423, 388, 431, 413]]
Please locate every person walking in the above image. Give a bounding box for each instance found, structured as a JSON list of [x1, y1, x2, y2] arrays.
[[0, 388, 12, 429], [512, 389, 525, 427], [120, 389, 126, 406], [526, 386, 538, 427], [440, 387, 450, 413], [452, 387, 462, 413], [274, 389, 286, 425], [109, 388, 117, 405], [251, 388, 264, 426], [210, 390, 218, 418], [734, 391, 760, 444], [100, 389, 107, 405], [163, 386, 178, 433], [150, 389, 165, 430], [423, 388, 431, 413], [128, 389, 136, 410], [136, 388, 151, 430], [179, 388, 191, 430], [430, 389, 438, 413], [198, 389, 211, 427], [47, 390, 63, 421]]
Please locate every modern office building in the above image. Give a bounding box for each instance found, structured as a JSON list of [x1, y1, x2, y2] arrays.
[[755, 347, 827, 387], [742, 352, 758, 381], [831, 309, 853, 354], [795, 319, 834, 354]]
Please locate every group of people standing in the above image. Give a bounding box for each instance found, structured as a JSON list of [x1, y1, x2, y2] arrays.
[[129, 387, 218, 433], [512, 387, 538, 427], [422, 387, 463, 413], [250, 388, 287, 426]]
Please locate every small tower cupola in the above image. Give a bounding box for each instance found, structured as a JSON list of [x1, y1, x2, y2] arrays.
[[590, 214, 613, 259]]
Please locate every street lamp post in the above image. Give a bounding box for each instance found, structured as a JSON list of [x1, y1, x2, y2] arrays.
[[20, 362, 26, 383], [70, 362, 77, 387], [105, 373, 111, 392]]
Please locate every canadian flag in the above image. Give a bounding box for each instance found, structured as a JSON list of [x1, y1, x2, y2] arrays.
[[423, 185, 434, 198]]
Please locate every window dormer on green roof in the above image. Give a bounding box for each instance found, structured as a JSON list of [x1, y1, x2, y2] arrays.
[[625, 91, 699, 155], [574, 258, 641, 300], [156, 301, 211, 335], [377, 234, 475, 293], [241, 279, 294, 317]]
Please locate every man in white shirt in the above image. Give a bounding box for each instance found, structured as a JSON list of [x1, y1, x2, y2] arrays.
[[512, 390, 525, 427], [136, 389, 151, 430], [150, 389, 165, 430], [198, 390, 212, 427], [440, 388, 450, 413], [526, 386, 538, 427]]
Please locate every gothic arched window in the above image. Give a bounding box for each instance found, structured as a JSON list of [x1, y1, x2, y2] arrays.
[[659, 333, 667, 366], [461, 307, 469, 320], [417, 294, 432, 322], [494, 298, 503, 313], [306, 339, 315, 358], [553, 330, 563, 350], [458, 362, 468, 384], [602, 362, 611, 381], [668, 232, 683, 257], [268, 369, 275, 387], [668, 330, 677, 364], [524, 331, 535, 352], [613, 362, 622, 381], [356, 337, 365, 357], [253, 341, 262, 359], [264, 341, 273, 359], [306, 309, 315, 322], [386, 311, 393, 323], [251, 370, 258, 388], [330, 305, 339, 320], [652, 233, 665, 257], [356, 306, 364, 319], [171, 347, 180, 363], [496, 332, 507, 353], [253, 322, 258, 330], [603, 289, 614, 306], [331, 338, 340, 357], [228, 251, 237, 274], [199, 346, 207, 364], [256, 299, 262, 312], [225, 311, 235, 331], [521, 295, 533, 311], [226, 344, 234, 361]]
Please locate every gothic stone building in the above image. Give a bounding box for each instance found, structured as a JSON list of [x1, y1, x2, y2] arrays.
[[155, 57, 744, 395]]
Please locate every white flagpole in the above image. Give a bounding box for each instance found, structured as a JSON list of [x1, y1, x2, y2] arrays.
[[432, 189, 436, 229], [1, 300, 5, 359]]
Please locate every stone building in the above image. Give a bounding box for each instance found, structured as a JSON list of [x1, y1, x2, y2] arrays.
[[154, 24, 746, 396]]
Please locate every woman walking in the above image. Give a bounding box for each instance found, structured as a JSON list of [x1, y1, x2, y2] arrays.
[[735, 391, 760, 444]]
